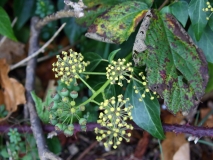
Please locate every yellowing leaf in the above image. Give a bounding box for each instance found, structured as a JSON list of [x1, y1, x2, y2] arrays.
[[87, 1, 148, 44]]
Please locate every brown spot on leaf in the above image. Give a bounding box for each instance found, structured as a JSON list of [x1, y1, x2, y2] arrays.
[[119, 24, 125, 29]]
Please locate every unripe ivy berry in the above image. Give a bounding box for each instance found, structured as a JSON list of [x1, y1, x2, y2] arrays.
[[70, 91, 78, 99], [51, 93, 60, 102], [60, 88, 69, 97], [55, 123, 63, 130], [80, 125, 87, 132], [64, 129, 73, 136], [79, 118, 87, 126], [68, 124, 74, 131]]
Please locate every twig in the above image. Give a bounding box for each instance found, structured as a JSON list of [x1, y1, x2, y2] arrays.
[[158, 0, 169, 11], [16, 45, 71, 68], [36, 10, 82, 29], [0, 17, 17, 47], [25, 17, 62, 160], [76, 141, 98, 160], [10, 23, 66, 71]]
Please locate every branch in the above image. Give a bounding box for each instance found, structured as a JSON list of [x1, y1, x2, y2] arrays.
[[10, 23, 66, 71], [36, 9, 82, 29], [24, 17, 62, 160], [1, 123, 213, 138]]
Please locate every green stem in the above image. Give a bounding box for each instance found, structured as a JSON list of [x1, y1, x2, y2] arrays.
[[77, 74, 95, 93], [158, 139, 164, 160], [77, 80, 111, 107], [101, 59, 109, 62], [82, 72, 106, 75], [131, 76, 144, 85], [198, 140, 213, 147], [91, 100, 101, 106]]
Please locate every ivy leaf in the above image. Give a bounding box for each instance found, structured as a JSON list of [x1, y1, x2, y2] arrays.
[[138, 10, 208, 114], [125, 80, 165, 139], [31, 91, 51, 123], [61, 18, 86, 45], [205, 63, 213, 93], [0, 7, 17, 41], [13, 0, 36, 29], [170, 1, 188, 27], [87, 1, 148, 44], [188, 0, 207, 41], [84, 52, 103, 71], [208, 14, 213, 31], [108, 48, 121, 63], [188, 25, 213, 63], [46, 137, 62, 154], [83, 0, 153, 8], [77, 7, 110, 27]]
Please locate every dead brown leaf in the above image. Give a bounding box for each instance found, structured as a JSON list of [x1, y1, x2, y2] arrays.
[[200, 107, 213, 127], [161, 112, 190, 160], [0, 39, 25, 64], [0, 59, 26, 112]]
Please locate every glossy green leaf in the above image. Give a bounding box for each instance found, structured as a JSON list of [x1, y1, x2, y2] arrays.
[[0, 7, 17, 41], [87, 1, 148, 44], [208, 14, 213, 31], [46, 137, 62, 154], [188, 25, 213, 63], [205, 63, 213, 93], [57, 0, 86, 43], [170, 1, 188, 27], [108, 48, 121, 63], [77, 7, 110, 27], [188, 0, 208, 41], [61, 18, 86, 44], [31, 91, 51, 123], [138, 10, 208, 114], [83, 52, 103, 71], [13, 0, 36, 29], [160, 6, 171, 14], [125, 80, 165, 139], [0, 148, 9, 158], [83, 0, 153, 8]]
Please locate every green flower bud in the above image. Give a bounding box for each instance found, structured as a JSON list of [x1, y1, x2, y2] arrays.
[[70, 108, 76, 114], [57, 108, 63, 115], [64, 129, 73, 136], [70, 101, 76, 106], [70, 91, 78, 99], [60, 88, 69, 97], [62, 97, 69, 103], [68, 124, 74, 131], [79, 106, 85, 111], [80, 125, 87, 132], [79, 118, 87, 126], [51, 93, 60, 102]]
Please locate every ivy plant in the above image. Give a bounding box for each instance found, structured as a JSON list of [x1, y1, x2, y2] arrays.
[[31, 0, 212, 150]]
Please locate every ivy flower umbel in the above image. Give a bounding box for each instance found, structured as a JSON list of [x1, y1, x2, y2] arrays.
[[202, 1, 213, 20], [52, 49, 90, 85], [133, 72, 156, 101], [106, 59, 133, 87], [95, 95, 134, 149]]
